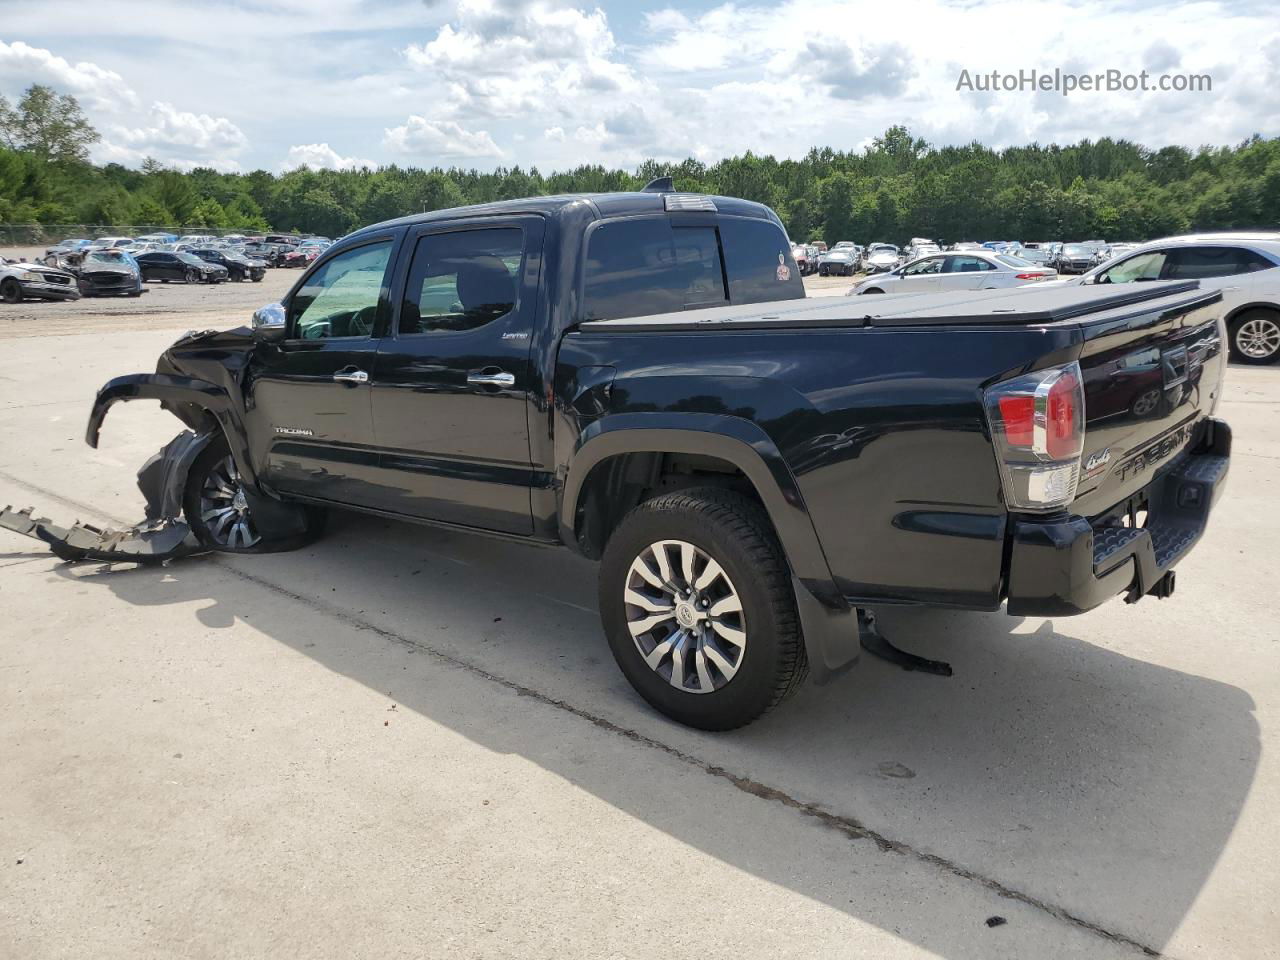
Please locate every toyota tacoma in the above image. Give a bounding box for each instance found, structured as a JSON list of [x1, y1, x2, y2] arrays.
[[3, 181, 1231, 729]]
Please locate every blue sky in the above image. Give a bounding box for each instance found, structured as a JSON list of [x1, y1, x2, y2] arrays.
[[1, 0, 1276, 174]]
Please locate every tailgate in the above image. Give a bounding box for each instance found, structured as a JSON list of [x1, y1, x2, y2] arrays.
[[1070, 285, 1227, 517]]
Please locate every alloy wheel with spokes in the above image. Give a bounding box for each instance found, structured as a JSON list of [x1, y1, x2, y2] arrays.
[[1235, 315, 1280, 361], [199, 455, 261, 549], [600, 489, 807, 729], [625, 539, 746, 695]]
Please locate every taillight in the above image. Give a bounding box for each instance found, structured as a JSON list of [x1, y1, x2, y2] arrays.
[[1015, 272, 1048, 281], [984, 362, 1086, 511]]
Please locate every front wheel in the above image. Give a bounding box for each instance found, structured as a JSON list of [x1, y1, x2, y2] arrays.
[[1229, 310, 1280, 365], [182, 439, 325, 552], [599, 489, 807, 730], [0, 279, 21, 304], [185, 268, 199, 284]]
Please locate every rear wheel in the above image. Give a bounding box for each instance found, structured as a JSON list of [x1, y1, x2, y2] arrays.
[[1229, 310, 1280, 365], [0, 279, 21, 304], [599, 489, 807, 730]]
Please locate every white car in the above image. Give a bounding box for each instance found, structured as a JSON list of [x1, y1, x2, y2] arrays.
[[849, 250, 1056, 296], [862, 244, 900, 273], [86, 236, 134, 252], [1061, 233, 1280, 364]]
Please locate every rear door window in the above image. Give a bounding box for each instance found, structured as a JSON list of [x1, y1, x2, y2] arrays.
[[1163, 246, 1275, 279], [400, 228, 524, 334], [946, 256, 996, 273]]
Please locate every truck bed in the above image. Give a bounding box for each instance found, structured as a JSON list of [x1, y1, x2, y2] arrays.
[[576, 280, 1213, 331]]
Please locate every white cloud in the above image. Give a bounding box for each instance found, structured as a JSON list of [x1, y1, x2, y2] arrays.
[[1, 1, 1277, 174], [0, 39, 137, 111], [382, 116, 503, 159], [281, 143, 376, 171], [403, 0, 641, 117], [101, 102, 248, 171]]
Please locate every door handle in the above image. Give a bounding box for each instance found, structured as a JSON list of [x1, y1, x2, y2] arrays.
[[467, 370, 516, 388], [333, 368, 369, 385]]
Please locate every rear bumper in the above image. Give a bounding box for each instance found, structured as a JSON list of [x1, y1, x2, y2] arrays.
[[1005, 418, 1230, 616]]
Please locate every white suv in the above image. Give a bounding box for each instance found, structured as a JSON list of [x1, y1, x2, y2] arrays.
[[1068, 233, 1280, 364]]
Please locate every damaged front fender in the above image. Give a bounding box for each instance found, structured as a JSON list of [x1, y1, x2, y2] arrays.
[[86, 369, 257, 490]]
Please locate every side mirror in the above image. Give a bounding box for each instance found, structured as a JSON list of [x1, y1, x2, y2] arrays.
[[252, 302, 287, 342]]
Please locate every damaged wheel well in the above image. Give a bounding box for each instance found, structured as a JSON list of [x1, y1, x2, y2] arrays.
[[572, 451, 761, 560]]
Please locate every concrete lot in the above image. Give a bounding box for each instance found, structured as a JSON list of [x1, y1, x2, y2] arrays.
[[0, 297, 1276, 958]]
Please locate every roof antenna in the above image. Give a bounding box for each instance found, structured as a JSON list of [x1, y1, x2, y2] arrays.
[[641, 176, 673, 193]]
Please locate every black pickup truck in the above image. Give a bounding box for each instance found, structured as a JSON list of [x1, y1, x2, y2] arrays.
[[76, 182, 1231, 729]]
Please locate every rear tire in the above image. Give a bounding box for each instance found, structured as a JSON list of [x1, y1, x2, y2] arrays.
[[1229, 310, 1280, 365], [599, 488, 807, 730]]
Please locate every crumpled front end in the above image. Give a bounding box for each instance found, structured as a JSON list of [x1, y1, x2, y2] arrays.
[[0, 430, 213, 564]]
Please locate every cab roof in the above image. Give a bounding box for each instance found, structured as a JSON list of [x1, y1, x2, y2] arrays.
[[349, 191, 782, 241]]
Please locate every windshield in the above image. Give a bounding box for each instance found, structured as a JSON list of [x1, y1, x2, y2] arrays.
[[177, 253, 206, 266], [869, 244, 897, 253], [85, 251, 131, 265], [1064, 244, 1091, 256]]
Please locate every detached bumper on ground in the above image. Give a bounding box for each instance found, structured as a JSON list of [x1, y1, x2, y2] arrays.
[[1006, 418, 1231, 616]]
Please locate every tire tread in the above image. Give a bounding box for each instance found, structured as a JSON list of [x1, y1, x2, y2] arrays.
[[607, 487, 808, 728]]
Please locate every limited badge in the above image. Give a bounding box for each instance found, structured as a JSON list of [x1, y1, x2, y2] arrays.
[[776, 252, 791, 282]]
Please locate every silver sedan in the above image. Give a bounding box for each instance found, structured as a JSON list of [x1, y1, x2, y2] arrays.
[[849, 250, 1056, 295]]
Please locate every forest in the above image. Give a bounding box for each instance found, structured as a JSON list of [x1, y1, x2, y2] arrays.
[[3, 83, 1279, 245]]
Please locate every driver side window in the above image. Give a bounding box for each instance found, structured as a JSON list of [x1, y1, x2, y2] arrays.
[[289, 240, 392, 340], [903, 257, 942, 276], [1098, 251, 1167, 284]]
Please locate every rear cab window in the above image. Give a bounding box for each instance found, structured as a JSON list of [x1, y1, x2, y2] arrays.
[[581, 215, 802, 322]]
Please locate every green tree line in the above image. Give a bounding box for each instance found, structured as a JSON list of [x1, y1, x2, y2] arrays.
[[2, 84, 1278, 244]]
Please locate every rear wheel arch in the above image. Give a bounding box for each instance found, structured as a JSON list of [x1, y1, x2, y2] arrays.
[[560, 419, 837, 591], [566, 421, 862, 688]]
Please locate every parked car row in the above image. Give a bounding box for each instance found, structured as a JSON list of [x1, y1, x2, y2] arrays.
[[40, 233, 332, 271]]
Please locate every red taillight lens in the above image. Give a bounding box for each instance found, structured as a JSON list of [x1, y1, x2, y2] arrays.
[[1045, 370, 1079, 459], [983, 362, 1087, 511], [998, 395, 1035, 447], [1015, 273, 1047, 280]]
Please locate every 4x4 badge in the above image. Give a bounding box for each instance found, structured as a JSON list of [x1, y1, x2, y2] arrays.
[[1084, 447, 1112, 477]]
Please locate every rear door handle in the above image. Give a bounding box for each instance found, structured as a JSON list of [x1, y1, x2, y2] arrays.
[[467, 370, 516, 388], [333, 368, 369, 385]]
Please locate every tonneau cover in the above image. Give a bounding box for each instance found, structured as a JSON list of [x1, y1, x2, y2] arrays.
[[575, 280, 1216, 332]]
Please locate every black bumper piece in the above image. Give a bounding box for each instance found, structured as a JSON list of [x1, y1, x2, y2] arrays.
[[1006, 418, 1230, 616]]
